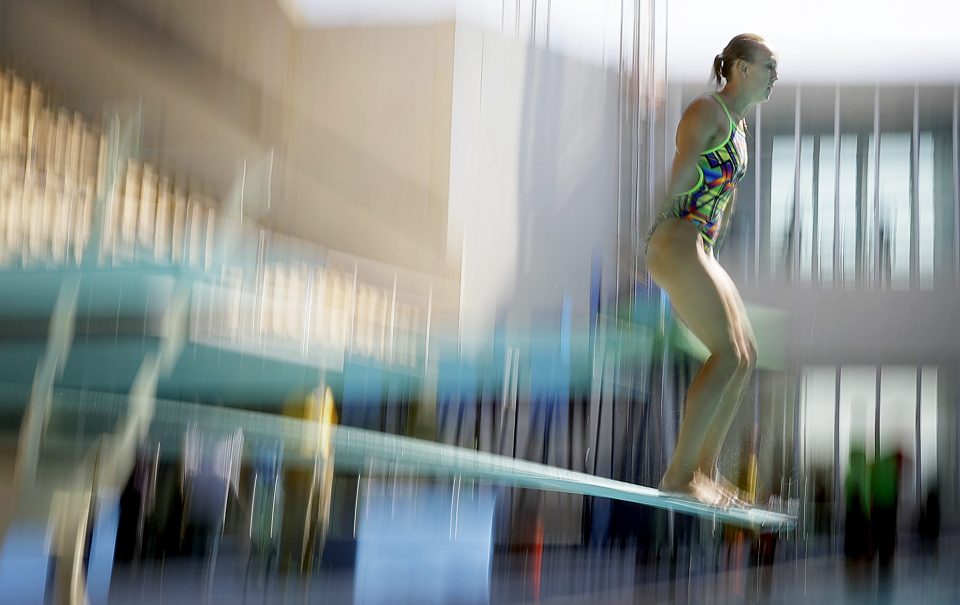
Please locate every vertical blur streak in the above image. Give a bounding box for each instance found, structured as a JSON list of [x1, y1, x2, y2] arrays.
[[832, 366, 841, 547], [874, 367, 881, 461], [833, 88, 841, 289], [915, 365, 922, 511], [792, 87, 801, 281], [953, 85, 959, 285], [871, 85, 881, 288], [910, 85, 920, 288], [754, 103, 762, 284]]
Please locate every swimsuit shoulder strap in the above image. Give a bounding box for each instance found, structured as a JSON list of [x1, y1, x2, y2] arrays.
[[710, 92, 738, 129]]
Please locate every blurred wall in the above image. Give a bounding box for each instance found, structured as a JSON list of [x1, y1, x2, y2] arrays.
[[276, 24, 454, 278], [448, 24, 624, 345], [0, 0, 456, 278]]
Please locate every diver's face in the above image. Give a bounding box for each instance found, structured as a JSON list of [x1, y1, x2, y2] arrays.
[[749, 46, 779, 102]]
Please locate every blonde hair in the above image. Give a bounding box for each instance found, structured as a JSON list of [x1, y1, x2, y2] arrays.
[[712, 33, 767, 87]]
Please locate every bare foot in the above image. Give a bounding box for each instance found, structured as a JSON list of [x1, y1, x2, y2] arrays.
[[711, 473, 751, 506], [689, 471, 741, 508], [659, 471, 743, 508]]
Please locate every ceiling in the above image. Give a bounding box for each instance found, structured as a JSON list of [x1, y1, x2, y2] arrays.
[[276, 0, 960, 84]]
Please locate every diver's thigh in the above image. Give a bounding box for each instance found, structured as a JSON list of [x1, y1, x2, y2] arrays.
[[707, 257, 757, 361], [654, 244, 741, 359]]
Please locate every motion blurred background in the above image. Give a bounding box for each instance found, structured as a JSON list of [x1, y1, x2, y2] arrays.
[[0, 0, 958, 603]]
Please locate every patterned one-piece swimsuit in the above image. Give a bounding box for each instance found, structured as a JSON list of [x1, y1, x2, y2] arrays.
[[650, 92, 748, 251]]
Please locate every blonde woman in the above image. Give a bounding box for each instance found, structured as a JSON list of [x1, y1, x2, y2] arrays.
[[646, 34, 778, 505]]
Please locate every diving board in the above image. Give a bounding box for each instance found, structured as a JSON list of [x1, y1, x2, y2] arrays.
[[36, 387, 797, 531], [332, 426, 795, 531], [159, 397, 795, 530]]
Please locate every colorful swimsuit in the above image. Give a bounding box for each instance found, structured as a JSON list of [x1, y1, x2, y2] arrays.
[[652, 92, 748, 250]]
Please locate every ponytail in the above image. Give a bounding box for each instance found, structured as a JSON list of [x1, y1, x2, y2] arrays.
[[712, 54, 724, 88]]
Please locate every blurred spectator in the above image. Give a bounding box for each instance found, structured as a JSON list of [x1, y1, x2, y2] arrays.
[[843, 445, 871, 562], [870, 449, 904, 570]]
